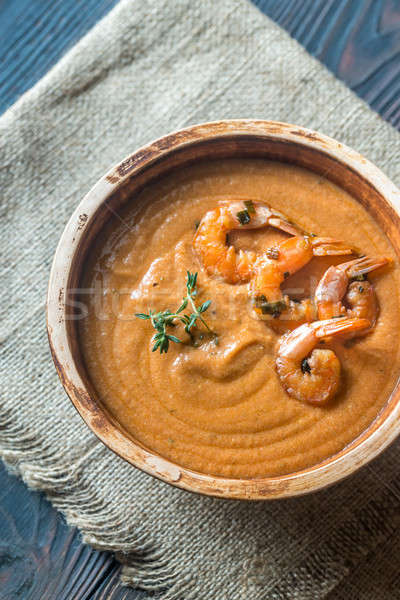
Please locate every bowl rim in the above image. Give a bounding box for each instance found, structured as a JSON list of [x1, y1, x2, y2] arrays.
[[47, 119, 400, 500]]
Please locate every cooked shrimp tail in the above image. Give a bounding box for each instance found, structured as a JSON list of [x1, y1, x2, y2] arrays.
[[312, 317, 371, 339], [276, 317, 370, 405], [315, 255, 390, 328], [339, 255, 390, 277], [267, 216, 303, 237], [310, 237, 358, 256]]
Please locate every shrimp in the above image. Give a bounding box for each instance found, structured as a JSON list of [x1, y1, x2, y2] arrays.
[[249, 235, 357, 322], [193, 200, 302, 284], [276, 317, 370, 405], [315, 255, 389, 331]]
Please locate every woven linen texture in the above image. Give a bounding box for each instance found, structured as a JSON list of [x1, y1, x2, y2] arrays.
[[1, 0, 400, 597]]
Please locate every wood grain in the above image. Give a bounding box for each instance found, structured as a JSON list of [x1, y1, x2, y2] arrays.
[[255, 0, 400, 129], [1, 0, 400, 597], [0, 462, 142, 599], [0, 0, 119, 114]]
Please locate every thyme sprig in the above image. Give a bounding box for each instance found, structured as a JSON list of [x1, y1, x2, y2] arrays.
[[135, 271, 214, 354]]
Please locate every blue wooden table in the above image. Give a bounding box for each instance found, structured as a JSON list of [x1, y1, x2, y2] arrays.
[[1, 1, 400, 597]]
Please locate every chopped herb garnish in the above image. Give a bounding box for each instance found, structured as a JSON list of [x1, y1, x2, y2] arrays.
[[253, 295, 287, 316], [301, 358, 311, 374], [283, 271, 290, 279], [351, 273, 367, 282], [359, 285, 364, 293], [266, 247, 280, 260], [135, 271, 215, 354], [244, 200, 256, 214], [254, 294, 267, 306], [237, 209, 251, 225]]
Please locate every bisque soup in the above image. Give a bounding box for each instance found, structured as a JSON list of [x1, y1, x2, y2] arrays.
[[79, 159, 400, 478]]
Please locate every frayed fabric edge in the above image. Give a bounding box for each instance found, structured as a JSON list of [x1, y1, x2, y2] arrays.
[[0, 406, 190, 598]]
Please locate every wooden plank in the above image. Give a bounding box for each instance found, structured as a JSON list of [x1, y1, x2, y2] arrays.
[[0, 0, 119, 114], [1, 0, 400, 598], [255, 0, 400, 128], [2, 0, 400, 127], [0, 462, 142, 598]]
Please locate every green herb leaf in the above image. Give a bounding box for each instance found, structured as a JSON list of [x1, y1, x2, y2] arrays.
[[177, 298, 188, 313], [160, 338, 169, 353], [253, 295, 287, 316], [185, 315, 197, 332], [237, 209, 251, 225], [135, 271, 214, 355], [199, 300, 211, 313], [244, 200, 256, 214], [351, 273, 367, 282], [187, 271, 198, 291]]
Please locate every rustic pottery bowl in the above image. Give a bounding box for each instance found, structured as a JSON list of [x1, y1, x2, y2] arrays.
[[47, 120, 400, 500]]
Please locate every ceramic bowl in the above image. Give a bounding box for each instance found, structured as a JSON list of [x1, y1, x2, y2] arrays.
[[47, 120, 400, 499]]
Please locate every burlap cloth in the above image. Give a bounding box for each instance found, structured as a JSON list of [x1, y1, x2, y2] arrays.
[[2, 1, 400, 598]]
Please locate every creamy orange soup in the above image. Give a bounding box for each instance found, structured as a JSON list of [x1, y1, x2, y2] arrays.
[[79, 159, 400, 478]]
